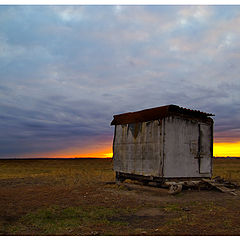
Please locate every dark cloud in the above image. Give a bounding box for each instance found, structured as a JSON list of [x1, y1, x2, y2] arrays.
[[0, 5, 240, 157]]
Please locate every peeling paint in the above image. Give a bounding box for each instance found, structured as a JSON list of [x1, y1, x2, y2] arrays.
[[112, 106, 213, 180]]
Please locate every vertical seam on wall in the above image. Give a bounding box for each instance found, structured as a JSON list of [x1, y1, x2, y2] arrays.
[[211, 122, 213, 177], [198, 123, 202, 174], [112, 125, 116, 162], [162, 118, 165, 178]]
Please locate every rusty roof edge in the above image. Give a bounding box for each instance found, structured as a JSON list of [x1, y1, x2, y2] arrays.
[[113, 104, 214, 118], [168, 105, 215, 117], [110, 104, 214, 125], [112, 105, 171, 118]]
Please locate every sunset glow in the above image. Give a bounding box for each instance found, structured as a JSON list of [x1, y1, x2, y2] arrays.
[[16, 138, 240, 158], [48, 141, 239, 158], [213, 142, 240, 157], [103, 152, 113, 158], [1, 6, 240, 159], [42, 141, 113, 159]]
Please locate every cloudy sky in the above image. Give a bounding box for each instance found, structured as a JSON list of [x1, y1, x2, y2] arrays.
[[0, 5, 240, 158]]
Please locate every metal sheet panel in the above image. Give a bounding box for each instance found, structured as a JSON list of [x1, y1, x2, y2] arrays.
[[113, 120, 163, 177], [111, 104, 214, 125], [113, 116, 212, 179], [163, 116, 211, 178]]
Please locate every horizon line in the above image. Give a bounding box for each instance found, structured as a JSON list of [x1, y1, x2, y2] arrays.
[[0, 157, 113, 160], [0, 156, 239, 160]]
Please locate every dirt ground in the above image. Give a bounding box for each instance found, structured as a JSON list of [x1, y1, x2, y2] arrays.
[[0, 158, 240, 236]]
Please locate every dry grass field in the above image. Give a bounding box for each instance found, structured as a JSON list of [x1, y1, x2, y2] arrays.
[[0, 157, 240, 236]]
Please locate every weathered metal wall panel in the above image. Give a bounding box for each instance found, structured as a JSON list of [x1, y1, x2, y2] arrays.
[[113, 115, 212, 179], [113, 120, 163, 177], [163, 116, 211, 178]]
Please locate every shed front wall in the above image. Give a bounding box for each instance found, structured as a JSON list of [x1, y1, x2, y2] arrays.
[[113, 120, 163, 177], [113, 116, 212, 179]]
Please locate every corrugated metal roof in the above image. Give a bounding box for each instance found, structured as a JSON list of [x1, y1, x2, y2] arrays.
[[111, 104, 214, 125]]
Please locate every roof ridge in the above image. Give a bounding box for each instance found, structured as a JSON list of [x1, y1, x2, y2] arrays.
[[111, 105, 214, 125]]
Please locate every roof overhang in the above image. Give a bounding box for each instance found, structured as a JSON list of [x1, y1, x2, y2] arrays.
[[111, 104, 214, 125]]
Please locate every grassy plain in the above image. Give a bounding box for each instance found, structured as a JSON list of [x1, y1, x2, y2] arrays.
[[0, 157, 240, 236]]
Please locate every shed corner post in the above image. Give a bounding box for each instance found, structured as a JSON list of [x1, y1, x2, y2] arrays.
[[112, 124, 117, 161]]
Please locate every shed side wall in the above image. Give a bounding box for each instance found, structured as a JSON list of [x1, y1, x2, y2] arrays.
[[163, 116, 212, 178], [113, 120, 163, 177]]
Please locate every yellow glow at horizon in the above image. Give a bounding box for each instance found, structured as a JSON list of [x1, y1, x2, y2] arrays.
[[22, 141, 240, 159], [213, 142, 240, 157], [49, 150, 113, 158], [103, 152, 113, 158], [44, 145, 113, 158]]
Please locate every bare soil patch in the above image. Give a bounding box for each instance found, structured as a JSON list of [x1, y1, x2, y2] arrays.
[[0, 158, 240, 235]]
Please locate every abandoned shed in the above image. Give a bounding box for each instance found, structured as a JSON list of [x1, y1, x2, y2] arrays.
[[111, 104, 214, 184]]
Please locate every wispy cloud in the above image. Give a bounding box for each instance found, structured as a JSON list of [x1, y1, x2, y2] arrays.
[[0, 5, 239, 157]]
